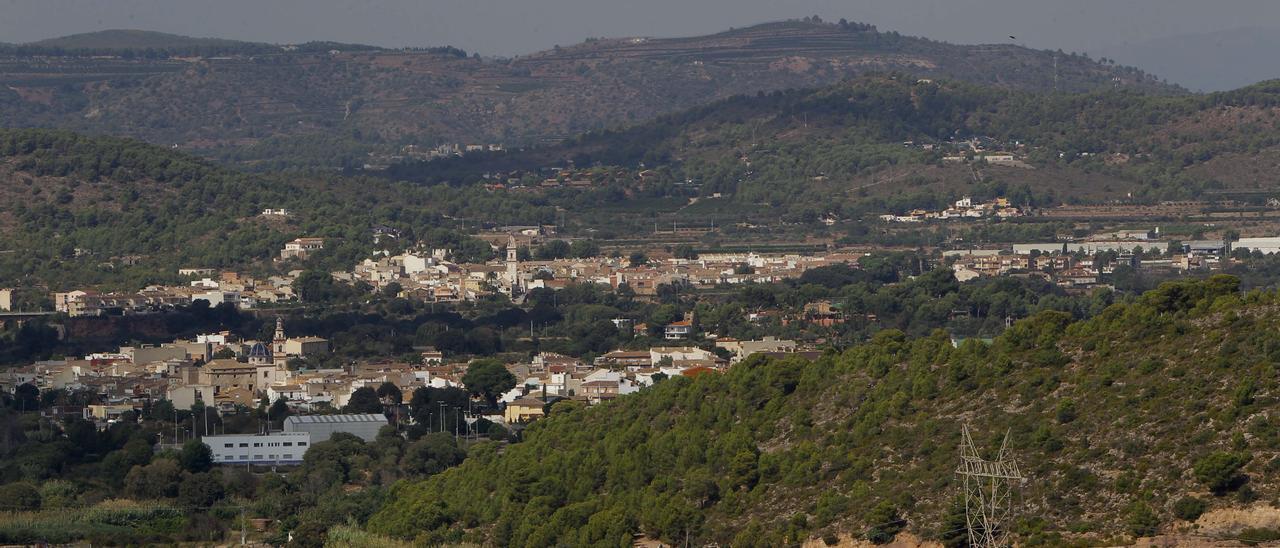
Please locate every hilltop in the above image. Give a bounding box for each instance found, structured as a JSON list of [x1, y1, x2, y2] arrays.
[[0, 20, 1176, 169], [368, 275, 1280, 546], [25, 29, 268, 52]]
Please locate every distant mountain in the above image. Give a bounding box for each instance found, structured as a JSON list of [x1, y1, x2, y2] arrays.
[[1092, 27, 1280, 92], [27, 29, 266, 51], [0, 20, 1177, 169]]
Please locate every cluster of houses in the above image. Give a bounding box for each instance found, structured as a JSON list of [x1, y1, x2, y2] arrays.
[[348, 237, 862, 304], [46, 230, 863, 321], [2, 308, 807, 464], [945, 229, 1239, 290], [53, 271, 301, 317], [361, 143, 505, 171], [502, 338, 806, 422], [1, 318, 332, 415], [879, 196, 1024, 224]]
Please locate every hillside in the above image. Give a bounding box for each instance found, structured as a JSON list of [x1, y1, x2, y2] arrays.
[[369, 275, 1280, 546], [385, 76, 1280, 237], [26, 29, 267, 52], [0, 20, 1176, 169], [0, 129, 554, 289]]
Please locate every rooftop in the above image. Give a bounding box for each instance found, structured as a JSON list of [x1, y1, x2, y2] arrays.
[[284, 413, 388, 424]]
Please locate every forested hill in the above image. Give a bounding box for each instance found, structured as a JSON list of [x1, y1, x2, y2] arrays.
[[398, 76, 1280, 221], [370, 275, 1280, 546], [0, 20, 1173, 169], [0, 129, 554, 289]]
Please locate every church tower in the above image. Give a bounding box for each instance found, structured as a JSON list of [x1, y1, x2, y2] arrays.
[[273, 316, 287, 356], [506, 235, 520, 295]]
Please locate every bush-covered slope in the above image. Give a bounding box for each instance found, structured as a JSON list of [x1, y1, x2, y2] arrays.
[[0, 129, 554, 288], [398, 76, 1280, 227], [370, 275, 1280, 546]]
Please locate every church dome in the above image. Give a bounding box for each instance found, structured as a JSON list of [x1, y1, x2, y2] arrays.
[[248, 342, 272, 359]]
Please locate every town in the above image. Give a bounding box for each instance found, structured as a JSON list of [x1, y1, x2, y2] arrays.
[[5, 5, 1280, 546], [6, 218, 1272, 457]]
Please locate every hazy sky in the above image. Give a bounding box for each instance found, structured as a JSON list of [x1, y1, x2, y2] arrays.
[[2, 0, 1278, 57]]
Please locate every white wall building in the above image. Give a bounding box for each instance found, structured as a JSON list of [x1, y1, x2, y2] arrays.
[[192, 290, 240, 307], [650, 346, 715, 364], [204, 431, 310, 465], [1235, 237, 1280, 255]]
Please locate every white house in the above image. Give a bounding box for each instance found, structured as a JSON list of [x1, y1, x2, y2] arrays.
[[650, 346, 715, 364]]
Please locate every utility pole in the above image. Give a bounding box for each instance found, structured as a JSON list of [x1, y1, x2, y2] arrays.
[[1053, 54, 1059, 92], [956, 424, 1024, 548]]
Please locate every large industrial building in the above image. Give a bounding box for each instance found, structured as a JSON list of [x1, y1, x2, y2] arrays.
[[283, 413, 388, 443]]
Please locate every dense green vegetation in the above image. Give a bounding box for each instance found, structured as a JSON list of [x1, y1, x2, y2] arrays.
[[367, 275, 1280, 545]]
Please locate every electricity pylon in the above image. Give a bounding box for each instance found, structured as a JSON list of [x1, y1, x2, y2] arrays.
[[956, 424, 1024, 547]]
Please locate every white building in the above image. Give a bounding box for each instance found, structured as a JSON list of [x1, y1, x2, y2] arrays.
[[715, 337, 797, 363], [192, 290, 240, 307], [650, 346, 715, 364], [1235, 237, 1280, 255], [281, 238, 325, 260], [204, 431, 310, 465], [1011, 241, 1168, 255], [0, 288, 11, 311]]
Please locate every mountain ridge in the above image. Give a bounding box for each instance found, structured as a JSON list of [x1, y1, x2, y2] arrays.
[[0, 20, 1178, 169], [26, 29, 268, 51]]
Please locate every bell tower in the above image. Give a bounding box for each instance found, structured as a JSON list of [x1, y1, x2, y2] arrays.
[[506, 235, 520, 294], [273, 316, 287, 356]]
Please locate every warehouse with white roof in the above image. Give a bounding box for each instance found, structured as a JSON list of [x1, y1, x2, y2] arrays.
[[283, 413, 388, 443]]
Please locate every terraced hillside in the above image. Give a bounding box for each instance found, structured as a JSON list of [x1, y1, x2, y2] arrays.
[[0, 21, 1175, 169]]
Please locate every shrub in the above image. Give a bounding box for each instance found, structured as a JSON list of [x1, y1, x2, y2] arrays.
[[0, 482, 41, 512], [1055, 400, 1078, 424], [1193, 452, 1250, 494], [865, 501, 905, 544], [1172, 496, 1206, 521], [1126, 502, 1160, 537]]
